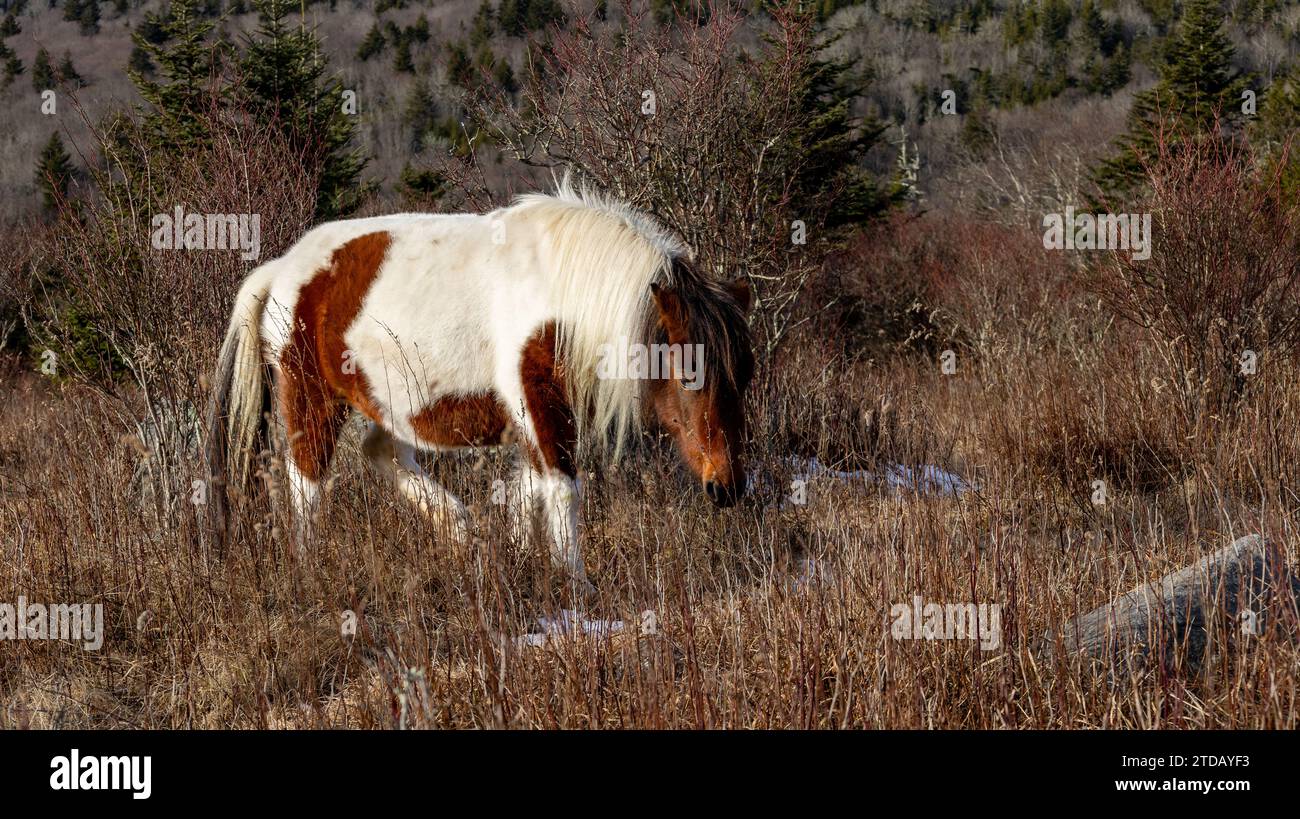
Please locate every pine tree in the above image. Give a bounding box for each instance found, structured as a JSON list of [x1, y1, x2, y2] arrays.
[[446, 40, 472, 87], [1, 46, 21, 88], [238, 0, 366, 217], [35, 131, 74, 211], [499, 0, 525, 37], [493, 57, 517, 93], [402, 76, 438, 153], [31, 47, 54, 91], [56, 52, 83, 86], [470, 0, 493, 47], [129, 0, 223, 149], [0, 12, 21, 37], [77, 0, 99, 35], [1254, 65, 1300, 203], [398, 162, 448, 204], [524, 0, 565, 30], [128, 43, 154, 75], [393, 36, 413, 72], [1092, 0, 1249, 198], [357, 21, 385, 61], [408, 14, 429, 43], [773, 35, 898, 228]]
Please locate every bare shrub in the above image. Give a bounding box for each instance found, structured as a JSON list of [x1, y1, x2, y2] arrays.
[[1087, 129, 1300, 432], [29, 95, 320, 520], [469, 1, 890, 353]]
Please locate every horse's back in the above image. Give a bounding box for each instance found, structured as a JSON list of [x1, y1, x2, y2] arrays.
[[255, 211, 548, 448]]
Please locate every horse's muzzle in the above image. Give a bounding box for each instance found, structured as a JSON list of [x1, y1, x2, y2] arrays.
[[704, 472, 746, 508]]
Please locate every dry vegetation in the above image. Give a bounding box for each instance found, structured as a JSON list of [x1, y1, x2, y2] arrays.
[[5, 131, 1300, 729], [3, 1, 1300, 729]]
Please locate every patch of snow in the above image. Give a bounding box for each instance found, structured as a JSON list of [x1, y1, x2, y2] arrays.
[[789, 456, 970, 495], [750, 456, 973, 507], [517, 609, 625, 648]]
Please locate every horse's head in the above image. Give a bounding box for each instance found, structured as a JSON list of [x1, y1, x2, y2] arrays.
[[647, 275, 754, 507]]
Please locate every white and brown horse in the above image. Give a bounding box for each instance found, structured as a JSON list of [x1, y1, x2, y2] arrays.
[[206, 184, 753, 589]]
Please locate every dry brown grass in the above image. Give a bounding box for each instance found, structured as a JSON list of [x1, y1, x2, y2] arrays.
[[3, 13, 1300, 729], [4, 220, 1300, 727]]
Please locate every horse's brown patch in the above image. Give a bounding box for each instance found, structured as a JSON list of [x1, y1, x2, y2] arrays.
[[409, 392, 510, 448], [280, 231, 391, 479], [520, 321, 576, 477]]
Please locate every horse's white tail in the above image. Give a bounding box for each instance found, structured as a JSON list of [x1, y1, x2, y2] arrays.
[[205, 264, 277, 539]]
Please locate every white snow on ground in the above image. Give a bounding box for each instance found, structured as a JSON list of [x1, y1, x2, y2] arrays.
[[787, 456, 971, 495], [750, 456, 973, 507], [516, 609, 625, 648]]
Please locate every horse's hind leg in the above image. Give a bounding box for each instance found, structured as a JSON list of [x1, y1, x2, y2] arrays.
[[279, 378, 349, 548], [362, 422, 469, 540]]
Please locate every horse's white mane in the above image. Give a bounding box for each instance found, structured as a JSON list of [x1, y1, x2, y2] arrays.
[[505, 179, 688, 453]]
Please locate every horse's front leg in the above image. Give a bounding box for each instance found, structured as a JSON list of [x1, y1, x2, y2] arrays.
[[514, 458, 593, 598], [521, 462, 583, 577]]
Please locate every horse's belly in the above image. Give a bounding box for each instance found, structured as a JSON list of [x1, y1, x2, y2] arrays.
[[408, 390, 512, 449]]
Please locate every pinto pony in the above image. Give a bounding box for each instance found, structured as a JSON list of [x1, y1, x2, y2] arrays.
[[206, 184, 754, 589]]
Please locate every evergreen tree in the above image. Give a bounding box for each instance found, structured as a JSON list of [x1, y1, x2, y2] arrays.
[[129, 0, 223, 149], [0, 12, 20, 36], [1254, 65, 1300, 203], [771, 36, 898, 228], [493, 57, 517, 93], [238, 0, 366, 217], [524, 0, 565, 30], [357, 21, 385, 61], [1093, 0, 1249, 198], [393, 36, 413, 72], [56, 52, 84, 86], [1, 45, 21, 88], [446, 40, 472, 87], [470, 0, 493, 47], [474, 43, 494, 75], [408, 14, 429, 43], [35, 131, 74, 211], [128, 43, 154, 75], [402, 76, 438, 153], [77, 0, 99, 35], [31, 46, 54, 91], [62, 0, 81, 22], [499, 0, 524, 37], [398, 162, 448, 203]]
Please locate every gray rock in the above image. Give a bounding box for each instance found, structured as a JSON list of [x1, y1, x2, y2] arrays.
[[1039, 535, 1300, 678]]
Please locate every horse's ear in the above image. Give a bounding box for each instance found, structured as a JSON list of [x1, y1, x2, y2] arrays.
[[725, 277, 752, 314], [650, 283, 691, 340], [650, 282, 685, 328]]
